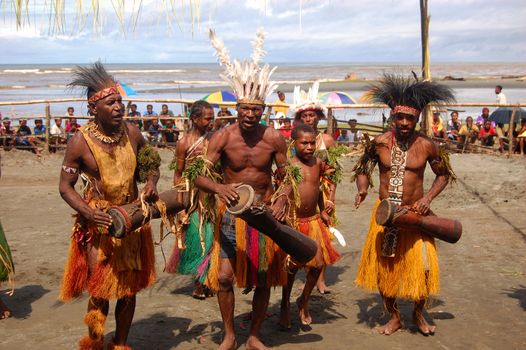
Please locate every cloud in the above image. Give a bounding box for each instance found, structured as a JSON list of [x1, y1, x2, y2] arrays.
[[1, 0, 525, 63]]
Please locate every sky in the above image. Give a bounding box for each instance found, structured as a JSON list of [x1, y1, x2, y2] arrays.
[[1, 0, 525, 64]]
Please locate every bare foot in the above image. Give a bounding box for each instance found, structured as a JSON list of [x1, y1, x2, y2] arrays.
[[377, 314, 402, 335], [218, 333, 237, 350], [278, 302, 291, 330], [316, 283, 331, 294], [296, 297, 312, 326], [192, 282, 206, 300], [413, 312, 436, 335], [245, 335, 269, 350], [0, 299, 11, 320]]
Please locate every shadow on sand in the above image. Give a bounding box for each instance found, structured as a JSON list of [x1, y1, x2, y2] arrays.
[[2, 284, 50, 319], [504, 285, 526, 311], [355, 294, 454, 334]]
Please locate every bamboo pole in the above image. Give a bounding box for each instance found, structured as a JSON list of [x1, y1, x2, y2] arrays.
[[44, 104, 51, 154], [327, 108, 334, 136], [420, 0, 432, 136]]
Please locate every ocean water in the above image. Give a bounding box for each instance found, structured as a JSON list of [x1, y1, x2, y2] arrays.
[[0, 62, 524, 124]]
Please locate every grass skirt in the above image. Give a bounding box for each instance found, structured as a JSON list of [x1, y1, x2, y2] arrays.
[[296, 214, 340, 268], [169, 211, 214, 284], [60, 222, 156, 301], [0, 221, 14, 285], [204, 205, 288, 291], [355, 200, 440, 301]]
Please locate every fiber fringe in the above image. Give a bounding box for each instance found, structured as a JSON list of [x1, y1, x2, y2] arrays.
[[296, 215, 340, 268], [83, 309, 106, 338], [355, 200, 440, 301], [79, 335, 103, 350]]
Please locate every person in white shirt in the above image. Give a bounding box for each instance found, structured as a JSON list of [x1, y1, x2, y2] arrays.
[[50, 117, 65, 136], [495, 85, 507, 105], [347, 118, 363, 144]]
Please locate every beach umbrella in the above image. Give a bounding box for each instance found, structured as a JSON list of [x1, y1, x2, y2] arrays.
[[202, 90, 236, 106], [489, 107, 526, 124], [319, 91, 356, 105], [117, 82, 137, 96]]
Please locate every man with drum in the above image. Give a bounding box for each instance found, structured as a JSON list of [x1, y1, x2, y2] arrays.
[[58, 62, 160, 349], [353, 74, 456, 336], [191, 29, 290, 350]]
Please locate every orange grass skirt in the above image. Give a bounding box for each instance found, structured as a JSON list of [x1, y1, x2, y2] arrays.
[[296, 214, 340, 268]]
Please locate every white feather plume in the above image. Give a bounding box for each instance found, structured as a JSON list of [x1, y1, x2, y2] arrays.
[[209, 29, 233, 72], [251, 27, 266, 66], [290, 81, 326, 115], [209, 27, 278, 103]]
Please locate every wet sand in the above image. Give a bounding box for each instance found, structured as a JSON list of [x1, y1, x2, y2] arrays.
[[0, 149, 525, 349]]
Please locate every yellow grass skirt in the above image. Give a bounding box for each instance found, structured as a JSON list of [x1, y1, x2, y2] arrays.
[[355, 200, 439, 301]]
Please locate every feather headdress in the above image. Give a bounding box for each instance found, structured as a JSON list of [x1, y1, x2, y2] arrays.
[[290, 81, 327, 117], [68, 61, 119, 103], [366, 73, 455, 117], [209, 27, 278, 105]]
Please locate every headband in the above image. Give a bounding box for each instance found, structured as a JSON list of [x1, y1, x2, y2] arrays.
[[393, 105, 421, 117], [88, 85, 119, 104]]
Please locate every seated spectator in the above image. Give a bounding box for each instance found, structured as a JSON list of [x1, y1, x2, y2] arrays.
[[431, 112, 446, 139], [33, 119, 46, 137], [161, 119, 179, 146], [347, 119, 363, 144], [337, 129, 351, 144], [516, 118, 526, 156], [275, 113, 286, 130], [217, 108, 233, 127], [148, 118, 161, 144], [128, 103, 142, 129], [459, 116, 479, 145], [66, 106, 75, 117], [495, 123, 510, 153], [279, 118, 292, 138], [447, 111, 462, 141], [50, 117, 66, 151], [475, 107, 495, 129], [478, 120, 497, 147], [143, 104, 158, 117], [15, 119, 40, 155], [65, 117, 81, 138], [269, 120, 275, 129], [0, 117, 15, 149], [159, 104, 174, 127]]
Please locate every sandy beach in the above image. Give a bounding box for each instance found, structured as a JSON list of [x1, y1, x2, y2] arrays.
[[1, 149, 525, 349]]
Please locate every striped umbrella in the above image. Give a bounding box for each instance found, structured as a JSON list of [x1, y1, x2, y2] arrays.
[[202, 90, 237, 106], [319, 91, 356, 105]]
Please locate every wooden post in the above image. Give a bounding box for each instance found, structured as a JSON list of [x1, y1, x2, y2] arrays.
[[420, 0, 432, 136], [327, 108, 334, 136], [44, 103, 51, 154], [508, 107, 516, 158]]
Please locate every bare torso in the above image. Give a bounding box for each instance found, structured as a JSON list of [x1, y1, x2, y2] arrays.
[[292, 156, 322, 218], [376, 132, 437, 206]]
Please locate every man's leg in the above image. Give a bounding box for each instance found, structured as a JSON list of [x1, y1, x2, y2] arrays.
[[246, 287, 270, 350], [413, 299, 436, 335], [279, 268, 297, 329], [378, 294, 401, 335], [81, 297, 109, 349], [297, 267, 321, 326], [113, 295, 136, 346], [316, 265, 331, 294], [217, 257, 236, 350]]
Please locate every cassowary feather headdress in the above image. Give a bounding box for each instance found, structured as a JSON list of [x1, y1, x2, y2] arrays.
[[209, 28, 278, 105], [366, 74, 455, 117], [68, 61, 119, 104]]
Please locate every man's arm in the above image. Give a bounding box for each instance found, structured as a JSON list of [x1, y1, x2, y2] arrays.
[[194, 129, 239, 205], [412, 140, 450, 215], [130, 123, 159, 200], [269, 130, 290, 221], [58, 134, 112, 228]]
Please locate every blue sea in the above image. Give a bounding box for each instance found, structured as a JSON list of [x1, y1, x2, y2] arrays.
[[0, 62, 524, 125]]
